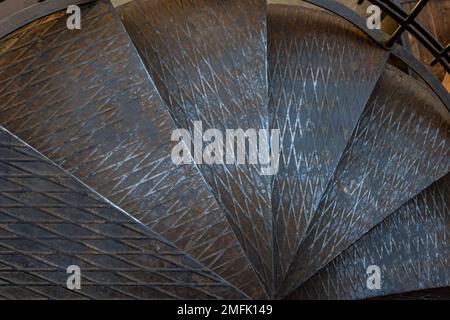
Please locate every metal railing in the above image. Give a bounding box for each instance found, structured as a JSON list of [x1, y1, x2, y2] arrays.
[[358, 0, 450, 73]]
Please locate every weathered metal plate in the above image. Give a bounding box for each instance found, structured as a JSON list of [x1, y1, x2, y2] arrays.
[[289, 174, 450, 300], [0, 1, 264, 298], [268, 4, 389, 284], [118, 0, 273, 294], [0, 126, 246, 300], [279, 65, 450, 297]]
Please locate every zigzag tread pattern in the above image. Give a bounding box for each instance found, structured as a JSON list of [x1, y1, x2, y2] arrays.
[[279, 65, 450, 297], [0, 126, 246, 300], [0, 1, 264, 298], [289, 174, 450, 300], [118, 0, 273, 294], [268, 4, 388, 282]]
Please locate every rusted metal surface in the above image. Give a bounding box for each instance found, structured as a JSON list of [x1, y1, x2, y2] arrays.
[[118, 0, 273, 295], [0, 0, 95, 39], [268, 4, 389, 285], [0, 126, 246, 300], [289, 174, 449, 300], [0, 1, 264, 298], [278, 65, 450, 297]]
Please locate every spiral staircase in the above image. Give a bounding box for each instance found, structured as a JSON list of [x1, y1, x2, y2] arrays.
[[0, 0, 448, 300]]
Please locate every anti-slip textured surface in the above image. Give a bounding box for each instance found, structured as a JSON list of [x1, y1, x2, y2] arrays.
[[0, 0, 448, 300], [279, 65, 450, 297], [289, 174, 450, 300], [118, 0, 274, 295], [0, 1, 264, 298], [268, 5, 389, 284], [0, 127, 246, 300]]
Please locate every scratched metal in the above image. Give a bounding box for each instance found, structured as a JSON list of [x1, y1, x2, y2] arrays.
[[0, 127, 246, 300], [289, 174, 450, 300], [268, 4, 389, 284], [118, 0, 273, 295], [0, 1, 264, 298], [278, 65, 450, 297]]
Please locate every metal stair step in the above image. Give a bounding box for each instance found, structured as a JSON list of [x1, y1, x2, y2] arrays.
[[0, 126, 246, 300], [289, 173, 449, 300], [268, 4, 389, 285], [0, 0, 264, 298], [118, 0, 273, 295], [278, 64, 450, 297]]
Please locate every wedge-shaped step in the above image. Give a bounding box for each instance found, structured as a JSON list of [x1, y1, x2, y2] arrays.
[[0, 1, 263, 298], [268, 4, 388, 283], [289, 174, 450, 300], [0, 127, 246, 300], [279, 65, 450, 297], [118, 0, 273, 294]]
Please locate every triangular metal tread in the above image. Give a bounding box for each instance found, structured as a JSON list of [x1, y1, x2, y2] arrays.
[[118, 0, 273, 295], [268, 4, 389, 285], [0, 0, 264, 298], [0, 126, 246, 300], [0, 0, 447, 301], [289, 173, 449, 299], [279, 64, 450, 297]]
